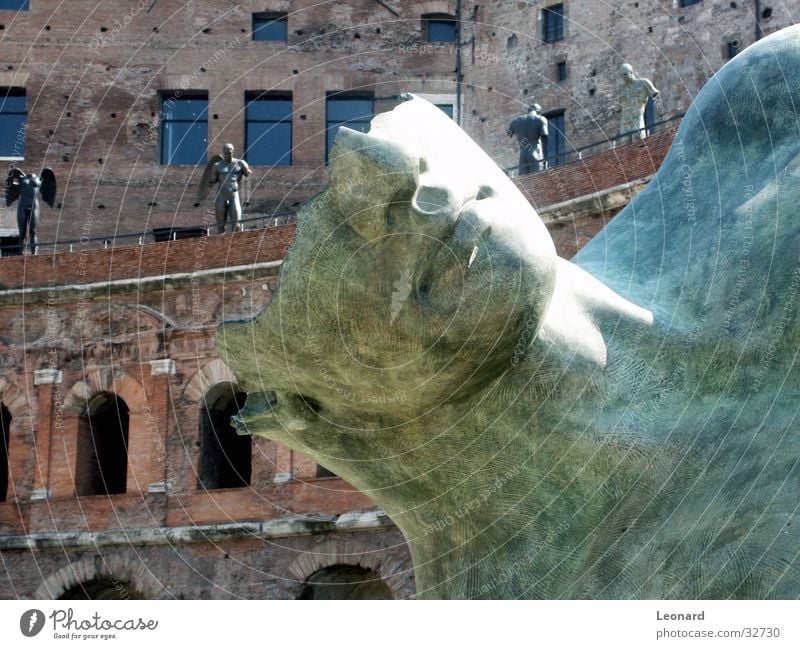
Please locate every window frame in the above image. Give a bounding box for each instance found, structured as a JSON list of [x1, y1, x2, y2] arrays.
[[244, 91, 293, 167], [159, 92, 209, 166], [0, 0, 29, 11], [0, 87, 26, 160], [415, 92, 459, 123], [252, 11, 288, 42], [325, 91, 375, 163], [542, 3, 565, 44], [422, 13, 458, 43], [543, 109, 566, 168]]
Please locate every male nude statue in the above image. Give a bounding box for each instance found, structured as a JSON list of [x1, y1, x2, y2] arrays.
[[197, 143, 252, 233]]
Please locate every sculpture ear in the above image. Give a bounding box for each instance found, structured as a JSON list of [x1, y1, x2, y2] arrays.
[[329, 127, 419, 239]]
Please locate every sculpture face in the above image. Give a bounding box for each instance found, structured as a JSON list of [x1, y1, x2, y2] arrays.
[[621, 63, 634, 82], [222, 98, 559, 423], [222, 143, 234, 162]]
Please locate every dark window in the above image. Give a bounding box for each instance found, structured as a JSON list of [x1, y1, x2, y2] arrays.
[[0, 88, 26, 158], [253, 12, 288, 41], [679, 0, 702, 7], [644, 96, 656, 134], [326, 93, 374, 162], [727, 38, 740, 59], [423, 14, 457, 42], [298, 565, 394, 600], [544, 109, 566, 167], [75, 394, 129, 496], [245, 92, 292, 166], [542, 4, 564, 43], [556, 60, 568, 82], [198, 384, 251, 490], [435, 103, 454, 119], [60, 579, 143, 600], [160, 93, 208, 165], [316, 464, 336, 478], [0, 1, 29, 10], [0, 404, 10, 502]]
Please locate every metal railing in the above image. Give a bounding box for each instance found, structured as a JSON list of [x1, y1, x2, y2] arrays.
[[505, 113, 684, 177], [0, 210, 297, 257]]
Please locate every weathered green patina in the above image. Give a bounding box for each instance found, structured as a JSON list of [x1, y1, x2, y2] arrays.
[[219, 26, 800, 598]]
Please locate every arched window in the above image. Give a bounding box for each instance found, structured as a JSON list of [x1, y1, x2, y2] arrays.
[[59, 578, 143, 600], [197, 383, 250, 489], [75, 393, 129, 496], [298, 565, 394, 600], [0, 403, 10, 502]]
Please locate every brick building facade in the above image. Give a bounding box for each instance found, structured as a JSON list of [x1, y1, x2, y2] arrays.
[[3, 1, 793, 248], [0, 0, 784, 599]]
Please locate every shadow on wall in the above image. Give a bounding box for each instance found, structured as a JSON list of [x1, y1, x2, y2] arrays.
[[297, 565, 394, 600]]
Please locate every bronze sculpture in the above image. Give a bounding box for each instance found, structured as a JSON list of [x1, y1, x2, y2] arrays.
[[221, 27, 800, 598], [4, 168, 57, 255], [197, 143, 252, 233], [617, 63, 659, 143], [506, 104, 549, 174]]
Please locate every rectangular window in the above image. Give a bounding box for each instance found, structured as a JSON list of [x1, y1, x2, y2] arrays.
[[252, 12, 288, 41], [423, 14, 457, 42], [160, 93, 208, 165], [679, 0, 702, 7], [556, 60, 568, 82], [544, 110, 566, 168], [0, 1, 29, 10], [727, 38, 740, 59], [542, 4, 564, 44], [0, 88, 25, 158], [435, 103, 454, 119], [644, 96, 656, 135], [245, 92, 292, 166], [326, 93, 374, 162]]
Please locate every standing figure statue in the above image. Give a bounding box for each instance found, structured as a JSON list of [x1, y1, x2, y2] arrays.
[[617, 63, 659, 143], [4, 168, 57, 255], [197, 143, 252, 234], [506, 104, 549, 175]]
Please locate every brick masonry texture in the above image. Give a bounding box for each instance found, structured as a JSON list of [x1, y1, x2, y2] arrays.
[[3, 1, 794, 247], [0, 0, 789, 600]]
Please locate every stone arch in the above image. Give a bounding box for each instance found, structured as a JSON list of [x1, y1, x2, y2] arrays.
[[34, 555, 165, 600], [183, 359, 238, 404], [287, 538, 410, 598], [416, 1, 457, 17], [196, 381, 250, 490], [298, 565, 394, 599], [0, 375, 30, 420], [62, 368, 147, 415], [62, 369, 151, 495]]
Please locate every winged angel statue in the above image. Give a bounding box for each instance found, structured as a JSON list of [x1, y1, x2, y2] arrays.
[[4, 167, 56, 254]]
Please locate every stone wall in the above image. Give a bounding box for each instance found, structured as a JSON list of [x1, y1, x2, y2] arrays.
[[458, 0, 797, 168], [3, 0, 793, 249]]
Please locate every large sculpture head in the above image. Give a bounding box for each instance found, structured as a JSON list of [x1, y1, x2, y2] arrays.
[[220, 96, 559, 426]]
